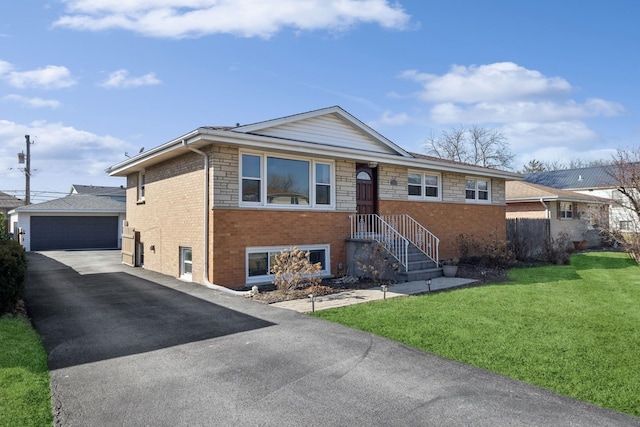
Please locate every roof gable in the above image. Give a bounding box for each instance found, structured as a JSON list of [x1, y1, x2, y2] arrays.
[[232, 106, 411, 157]]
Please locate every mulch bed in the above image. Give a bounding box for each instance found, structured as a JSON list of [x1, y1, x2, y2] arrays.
[[251, 264, 510, 304]]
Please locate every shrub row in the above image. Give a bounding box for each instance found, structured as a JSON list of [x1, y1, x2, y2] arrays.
[[0, 239, 27, 315]]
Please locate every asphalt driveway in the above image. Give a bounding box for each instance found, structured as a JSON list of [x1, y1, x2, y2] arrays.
[[25, 251, 639, 426]]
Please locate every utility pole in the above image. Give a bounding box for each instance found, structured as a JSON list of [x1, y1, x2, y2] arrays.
[[18, 135, 32, 205], [25, 135, 31, 205]]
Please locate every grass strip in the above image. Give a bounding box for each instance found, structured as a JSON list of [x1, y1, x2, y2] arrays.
[[0, 315, 53, 427], [313, 252, 640, 417]]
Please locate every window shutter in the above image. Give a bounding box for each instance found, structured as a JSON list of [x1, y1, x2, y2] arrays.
[[573, 203, 578, 220], [557, 201, 561, 219]]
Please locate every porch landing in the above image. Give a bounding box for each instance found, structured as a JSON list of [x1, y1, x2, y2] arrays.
[[271, 276, 477, 313]]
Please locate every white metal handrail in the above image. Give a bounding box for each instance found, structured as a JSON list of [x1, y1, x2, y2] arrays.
[[350, 214, 409, 270], [381, 214, 439, 265]]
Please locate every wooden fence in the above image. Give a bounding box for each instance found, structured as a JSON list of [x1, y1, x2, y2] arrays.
[[507, 218, 550, 260]]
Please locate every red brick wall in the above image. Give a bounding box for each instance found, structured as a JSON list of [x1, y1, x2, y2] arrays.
[[506, 202, 546, 214], [379, 200, 507, 259], [210, 209, 351, 287]]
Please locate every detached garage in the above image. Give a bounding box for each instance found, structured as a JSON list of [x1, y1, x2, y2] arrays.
[[9, 194, 126, 251]]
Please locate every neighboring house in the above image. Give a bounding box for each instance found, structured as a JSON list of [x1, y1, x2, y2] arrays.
[[523, 166, 634, 232], [70, 184, 126, 202], [0, 191, 24, 235], [106, 106, 521, 288], [9, 194, 126, 251], [506, 180, 609, 247]]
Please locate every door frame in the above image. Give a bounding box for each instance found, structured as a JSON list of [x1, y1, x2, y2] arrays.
[[355, 163, 378, 215]]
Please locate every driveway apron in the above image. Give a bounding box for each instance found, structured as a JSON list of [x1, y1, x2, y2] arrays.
[[24, 251, 640, 427]]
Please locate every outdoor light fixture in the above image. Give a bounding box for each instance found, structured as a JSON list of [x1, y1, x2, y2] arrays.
[[308, 293, 316, 312], [426, 278, 432, 292], [381, 284, 388, 300], [367, 161, 378, 168]]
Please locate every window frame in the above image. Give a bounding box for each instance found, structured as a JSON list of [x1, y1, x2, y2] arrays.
[[239, 151, 335, 209], [559, 201, 574, 220], [137, 171, 146, 202], [408, 171, 441, 201], [179, 246, 193, 281], [245, 244, 331, 285], [465, 177, 491, 204]]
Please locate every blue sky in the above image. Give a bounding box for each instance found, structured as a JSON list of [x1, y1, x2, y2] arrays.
[[1, 0, 639, 202]]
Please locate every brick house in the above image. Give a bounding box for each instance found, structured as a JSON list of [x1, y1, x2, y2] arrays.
[[106, 106, 520, 288], [506, 180, 609, 248]]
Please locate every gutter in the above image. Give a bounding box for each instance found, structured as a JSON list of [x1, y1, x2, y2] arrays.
[[539, 198, 550, 219], [182, 139, 256, 297]]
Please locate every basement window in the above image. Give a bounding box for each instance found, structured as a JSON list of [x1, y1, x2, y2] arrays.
[[180, 247, 193, 281], [245, 245, 330, 285]]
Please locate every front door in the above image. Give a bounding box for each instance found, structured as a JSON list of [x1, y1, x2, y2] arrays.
[[356, 164, 377, 214]]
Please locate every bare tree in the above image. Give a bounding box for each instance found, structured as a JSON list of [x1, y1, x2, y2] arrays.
[[540, 158, 609, 171], [607, 148, 640, 222], [424, 126, 467, 163], [588, 147, 640, 261], [424, 126, 514, 170]]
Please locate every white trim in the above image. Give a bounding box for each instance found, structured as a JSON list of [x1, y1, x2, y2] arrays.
[[465, 177, 491, 204], [106, 119, 521, 181], [179, 246, 193, 281], [245, 244, 331, 285], [559, 201, 574, 219], [408, 170, 442, 201], [239, 150, 336, 210], [137, 171, 146, 202], [232, 106, 412, 158]]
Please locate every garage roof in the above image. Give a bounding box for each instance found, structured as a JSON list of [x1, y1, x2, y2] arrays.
[[10, 194, 125, 214]]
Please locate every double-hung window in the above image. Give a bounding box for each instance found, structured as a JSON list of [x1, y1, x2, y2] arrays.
[[408, 171, 441, 200], [240, 152, 334, 208], [559, 202, 574, 219], [465, 178, 490, 203]]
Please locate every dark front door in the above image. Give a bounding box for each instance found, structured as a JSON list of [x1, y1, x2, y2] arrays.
[[356, 164, 377, 214]]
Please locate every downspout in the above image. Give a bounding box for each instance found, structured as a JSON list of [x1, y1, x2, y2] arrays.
[[539, 198, 550, 219], [182, 139, 256, 297]]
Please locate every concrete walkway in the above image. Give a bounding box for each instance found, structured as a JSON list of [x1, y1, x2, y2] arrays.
[[272, 276, 477, 312]]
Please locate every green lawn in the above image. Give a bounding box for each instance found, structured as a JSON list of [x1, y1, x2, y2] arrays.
[[0, 316, 53, 427], [313, 251, 640, 417]]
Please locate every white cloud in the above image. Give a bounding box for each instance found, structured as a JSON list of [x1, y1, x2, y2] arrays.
[[8, 65, 76, 89], [502, 121, 600, 150], [99, 69, 162, 88], [0, 60, 13, 75], [53, 0, 412, 39], [430, 99, 625, 124], [0, 60, 76, 89], [370, 110, 411, 128], [391, 61, 628, 165], [3, 94, 61, 108], [401, 62, 571, 104], [0, 119, 132, 195]]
